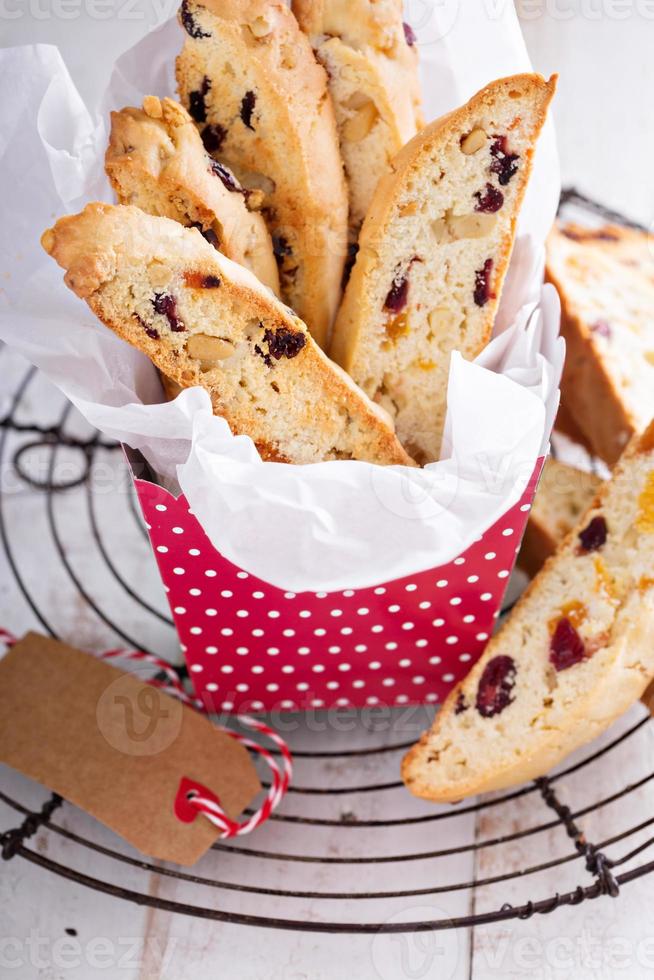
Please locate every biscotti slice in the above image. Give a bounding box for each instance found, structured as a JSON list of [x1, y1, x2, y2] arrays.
[[105, 96, 279, 296], [41, 204, 413, 467], [519, 457, 602, 577], [402, 421, 654, 802], [330, 73, 557, 464], [547, 221, 654, 466], [175, 0, 348, 348], [553, 220, 653, 264], [292, 0, 422, 237], [552, 399, 595, 456]]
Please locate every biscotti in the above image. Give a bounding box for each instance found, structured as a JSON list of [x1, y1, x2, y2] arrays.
[[553, 399, 595, 456], [175, 0, 348, 348], [330, 73, 557, 464], [519, 457, 602, 577], [41, 204, 413, 467], [105, 96, 280, 295], [547, 221, 654, 465], [292, 0, 422, 237], [402, 421, 654, 802]]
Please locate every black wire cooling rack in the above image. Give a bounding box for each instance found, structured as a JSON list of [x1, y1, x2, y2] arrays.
[[1, 191, 654, 935]]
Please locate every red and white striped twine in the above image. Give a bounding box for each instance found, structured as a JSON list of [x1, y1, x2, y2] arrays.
[[0, 629, 292, 839], [0, 627, 17, 649], [184, 717, 293, 837]]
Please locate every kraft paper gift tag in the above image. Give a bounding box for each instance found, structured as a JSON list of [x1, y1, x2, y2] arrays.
[[0, 633, 261, 865]]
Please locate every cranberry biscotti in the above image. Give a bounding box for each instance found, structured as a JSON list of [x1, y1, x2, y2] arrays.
[[175, 0, 348, 348], [105, 96, 280, 295], [41, 204, 413, 467], [519, 457, 601, 577], [403, 421, 654, 802], [547, 221, 654, 466], [292, 0, 422, 237], [330, 73, 557, 464]]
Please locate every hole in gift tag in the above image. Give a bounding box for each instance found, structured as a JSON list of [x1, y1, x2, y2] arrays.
[[174, 777, 221, 824]]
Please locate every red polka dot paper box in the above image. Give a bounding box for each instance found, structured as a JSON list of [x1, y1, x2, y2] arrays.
[[133, 458, 544, 714]]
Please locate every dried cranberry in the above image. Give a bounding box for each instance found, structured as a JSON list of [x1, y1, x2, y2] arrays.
[[473, 258, 494, 307], [475, 656, 516, 718], [240, 91, 257, 131], [190, 222, 220, 249], [201, 228, 220, 248], [384, 273, 409, 312], [134, 314, 158, 340], [454, 691, 468, 715], [578, 515, 608, 554], [189, 92, 206, 123], [188, 77, 211, 123], [403, 21, 417, 45], [549, 617, 586, 672], [201, 123, 227, 153], [152, 293, 185, 332], [590, 319, 612, 339], [490, 135, 519, 186], [209, 158, 245, 195], [264, 326, 306, 360], [254, 343, 272, 367], [384, 257, 423, 312], [184, 271, 221, 289], [562, 227, 619, 243], [180, 0, 210, 38], [474, 183, 504, 213], [272, 236, 297, 283]]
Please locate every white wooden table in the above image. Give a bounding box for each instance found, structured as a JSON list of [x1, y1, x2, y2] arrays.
[[3, 5, 654, 978]]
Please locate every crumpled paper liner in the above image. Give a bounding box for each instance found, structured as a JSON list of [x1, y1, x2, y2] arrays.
[[0, 4, 563, 592]]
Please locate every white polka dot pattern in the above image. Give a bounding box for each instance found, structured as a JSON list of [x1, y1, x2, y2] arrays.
[[133, 458, 544, 713]]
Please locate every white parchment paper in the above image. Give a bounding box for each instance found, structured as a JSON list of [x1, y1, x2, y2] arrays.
[[0, 3, 564, 592]]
